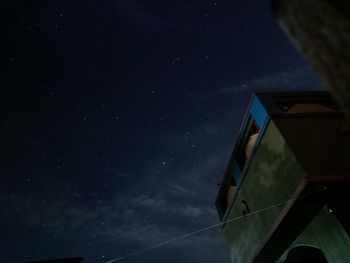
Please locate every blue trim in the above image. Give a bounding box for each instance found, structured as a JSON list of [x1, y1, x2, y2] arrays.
[[250, 96, 267, 127], [229, 95, 268, 185], [223, 116, 271, 226], [231, 160, 241, 184]]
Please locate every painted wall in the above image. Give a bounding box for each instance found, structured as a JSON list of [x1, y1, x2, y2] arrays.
[[223, 121, 306, 263]]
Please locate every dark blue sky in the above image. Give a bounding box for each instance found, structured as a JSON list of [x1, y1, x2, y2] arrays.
[[1, 1, 323, 262]]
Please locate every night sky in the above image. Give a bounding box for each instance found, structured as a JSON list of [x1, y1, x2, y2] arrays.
[[1, 1, 324, 263]]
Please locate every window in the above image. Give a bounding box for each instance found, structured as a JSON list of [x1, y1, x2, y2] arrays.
[[226, 184, 236, 212], [236, 117, 260, 170], [216, 175, 237, 220], [217, 116, 260, 220]]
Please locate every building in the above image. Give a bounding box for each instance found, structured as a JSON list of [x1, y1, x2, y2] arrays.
[[216, 91, 350, 262], [26, 257, 84, 263]]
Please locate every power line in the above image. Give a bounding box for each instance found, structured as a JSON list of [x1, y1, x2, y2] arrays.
[[104, 187, 325, 263]]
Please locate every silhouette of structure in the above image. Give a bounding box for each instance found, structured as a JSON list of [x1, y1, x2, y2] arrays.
[[216, 91, 350, 262]]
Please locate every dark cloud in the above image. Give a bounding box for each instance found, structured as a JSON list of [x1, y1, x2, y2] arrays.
[[202, 66, 325, 101], [0, 111, 234, 262]]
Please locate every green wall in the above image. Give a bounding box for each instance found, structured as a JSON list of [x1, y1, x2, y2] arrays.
[[223, 121, 307, 263]]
